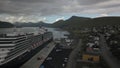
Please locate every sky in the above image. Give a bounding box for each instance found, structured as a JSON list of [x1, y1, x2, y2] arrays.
[[0, 0, 120, 23]]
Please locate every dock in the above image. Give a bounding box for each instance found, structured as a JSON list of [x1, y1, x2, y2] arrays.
[[20, 41, 56, 68]]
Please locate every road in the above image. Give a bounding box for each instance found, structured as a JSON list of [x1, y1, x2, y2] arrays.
[[99, 35, 120, 68], [66, 39, 82, 68], [20, 42, 56, 68]]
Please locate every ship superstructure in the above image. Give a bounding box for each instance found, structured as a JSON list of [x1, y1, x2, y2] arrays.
[[0, 27, 53, 68]]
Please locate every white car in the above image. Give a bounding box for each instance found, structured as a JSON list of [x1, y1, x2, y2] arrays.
[[46, 57, 52, 60], [64, 58, 68, 62], [62, 63, 65, 67], [56, 49, 62, 52]]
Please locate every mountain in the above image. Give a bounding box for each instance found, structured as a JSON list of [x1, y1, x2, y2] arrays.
[[0, 21, 14, 28], [3, 16, 120, 29], [90, 17, 120, 26], [52, 20, 65, 28], [52, 16, 120, 29], [14, 21, 52, 27], [52, 16, 91, 29]]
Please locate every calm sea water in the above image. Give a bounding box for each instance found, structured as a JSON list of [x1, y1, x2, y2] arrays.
[[46, 28, 69, 39], [0, 27, 69, 39]]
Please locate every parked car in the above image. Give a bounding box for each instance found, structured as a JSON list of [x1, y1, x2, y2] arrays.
[[46, 57, 52, 60]]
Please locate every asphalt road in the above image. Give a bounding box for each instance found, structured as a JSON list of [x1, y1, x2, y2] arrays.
[[41, 45, 72, 68], [66, 39, 82, 68], [99, 35, 120, 68]]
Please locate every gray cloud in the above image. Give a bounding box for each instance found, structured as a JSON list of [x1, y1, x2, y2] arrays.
[[0, 0, 63, 15], [0, 0, 119, 15], [0, 0, 120, 22], [9, 0, 54, 3], [77, 0, 110, 5]]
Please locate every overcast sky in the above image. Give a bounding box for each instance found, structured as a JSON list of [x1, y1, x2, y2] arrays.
[[0, 0, 120, 23]]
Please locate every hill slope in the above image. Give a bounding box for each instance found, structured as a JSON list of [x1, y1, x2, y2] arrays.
[[0, 21, 14, 28], [52, 16, 120, 29]]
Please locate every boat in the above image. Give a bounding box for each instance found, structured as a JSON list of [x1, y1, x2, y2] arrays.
[[0, 27, 53, 68]]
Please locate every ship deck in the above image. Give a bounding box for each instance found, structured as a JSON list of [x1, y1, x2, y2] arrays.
[[20, 41, 56, 68]]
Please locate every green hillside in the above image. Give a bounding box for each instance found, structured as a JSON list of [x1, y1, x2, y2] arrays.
[[52, 16, 120, 29], [52, 16, 91, 29], [90, 17, 120, 26]]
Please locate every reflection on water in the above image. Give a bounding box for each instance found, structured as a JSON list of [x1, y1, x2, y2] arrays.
[[46, 28, 70, 39]]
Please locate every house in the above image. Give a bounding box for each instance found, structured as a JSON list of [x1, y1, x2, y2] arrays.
[[82, 43, 100, 62], [82, 53, 100, 62]]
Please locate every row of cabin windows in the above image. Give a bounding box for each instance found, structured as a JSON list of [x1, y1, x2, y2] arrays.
[[0, 36, 26, 41], [2, 33, 52, 60], [0, 57, 5, 60], [0, 48, 11, 51], [0, 40, 26, 44], [0, 53, 7, 56], [10, 42, 30, 53], [0, 32, 52, 41], [0, 34, 25, 38], [9, 35, 44, 54], [0, 34, 51, 51], [0, 38, 26, 44], [5, 47, 27, 60], [0, 40, 29, 52], [31, 38, 42, 43], [0, 33, 51, 43], [30, 36, 43, 43], [15, 39, 30, 45], [14, 41, 30, 48], [7, 43, 29, 56]]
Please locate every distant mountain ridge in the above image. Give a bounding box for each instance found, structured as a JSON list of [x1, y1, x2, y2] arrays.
[[14, 21, 52, 27], [1, 16, 120, 28], [0, 21, 14, 28], [52, 16, 120, 29]]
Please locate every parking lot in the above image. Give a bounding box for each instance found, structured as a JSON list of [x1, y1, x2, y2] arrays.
[[40, 45, 72, 68]]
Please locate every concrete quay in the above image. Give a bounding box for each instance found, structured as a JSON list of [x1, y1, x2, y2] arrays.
[[20, 42, 56, 68]]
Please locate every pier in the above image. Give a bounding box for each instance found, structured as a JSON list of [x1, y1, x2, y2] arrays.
[[20, 41, 56, 68]]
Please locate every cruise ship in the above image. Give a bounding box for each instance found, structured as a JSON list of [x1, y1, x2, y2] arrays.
[[0, 27, 53, 68]]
